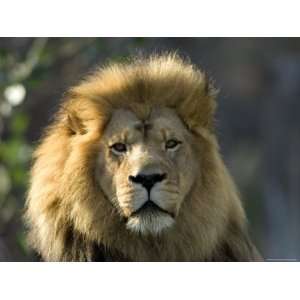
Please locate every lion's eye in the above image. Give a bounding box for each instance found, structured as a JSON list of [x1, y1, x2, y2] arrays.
[[165, 139, 181, 150], [110, 143, 127, 154]]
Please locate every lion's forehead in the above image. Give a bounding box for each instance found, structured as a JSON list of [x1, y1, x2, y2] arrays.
[[102, 107, 189, 143]]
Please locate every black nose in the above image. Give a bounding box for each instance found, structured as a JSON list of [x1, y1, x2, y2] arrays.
[[129, 173, 167, 192]]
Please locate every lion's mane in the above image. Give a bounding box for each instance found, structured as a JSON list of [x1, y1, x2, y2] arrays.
[[25, 53, 262, 261]]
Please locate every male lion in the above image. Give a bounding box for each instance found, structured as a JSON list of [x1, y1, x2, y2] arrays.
[[25, 53, 262, 261]]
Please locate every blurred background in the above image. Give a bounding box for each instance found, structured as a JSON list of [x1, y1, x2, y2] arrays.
[[0, 38, 299, 261]]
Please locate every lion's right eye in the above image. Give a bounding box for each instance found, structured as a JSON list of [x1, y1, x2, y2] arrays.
[[110, 143, 127, 155], [165, 139, 181, 150]]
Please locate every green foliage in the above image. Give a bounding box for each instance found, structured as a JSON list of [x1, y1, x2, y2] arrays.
[[0, 93, 32, 259]]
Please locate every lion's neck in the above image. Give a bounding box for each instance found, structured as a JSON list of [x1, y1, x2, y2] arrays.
[[95, 199, 226, 262]]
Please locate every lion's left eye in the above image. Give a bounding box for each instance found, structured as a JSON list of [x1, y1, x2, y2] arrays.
[[110, 143, 127, 154], [165, 139, 181, 150]]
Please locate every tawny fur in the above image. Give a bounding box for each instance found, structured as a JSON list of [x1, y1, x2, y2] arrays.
[[24, 53, 262, 261]]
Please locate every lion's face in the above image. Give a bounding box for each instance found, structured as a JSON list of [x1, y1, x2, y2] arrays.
[[97, 107, 198, 235]]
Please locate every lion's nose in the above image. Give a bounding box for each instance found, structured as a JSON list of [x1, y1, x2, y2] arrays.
[[129, 173, 167, 192]]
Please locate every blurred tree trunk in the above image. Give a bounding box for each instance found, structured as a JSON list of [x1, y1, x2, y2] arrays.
[[262, 56, 300, 260]]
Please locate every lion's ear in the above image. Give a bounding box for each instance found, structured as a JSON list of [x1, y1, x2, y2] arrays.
[[66, 110, 87, 135]]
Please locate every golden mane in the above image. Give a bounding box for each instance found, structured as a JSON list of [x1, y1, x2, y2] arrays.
[[24, 53, 262, 261]]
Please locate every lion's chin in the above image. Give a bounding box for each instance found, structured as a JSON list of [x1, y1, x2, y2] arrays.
[[126, 211, 175, 236]]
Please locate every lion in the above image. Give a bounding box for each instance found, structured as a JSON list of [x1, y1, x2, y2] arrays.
[[24, 53, 262, 261]]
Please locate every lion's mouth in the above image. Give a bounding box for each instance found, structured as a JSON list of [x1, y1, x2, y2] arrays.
[[126, 200, 175, 235], [131, 200, 174, 218]]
